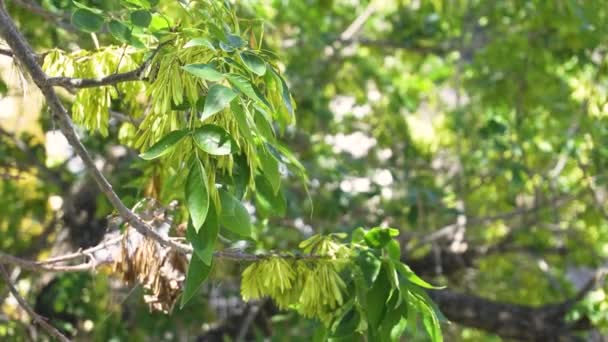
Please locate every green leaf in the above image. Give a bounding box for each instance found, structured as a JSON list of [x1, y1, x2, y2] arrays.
[[122, 0, 153, 8], [201, 85, 238, 122], [356, 250, 382, 287], [258, 147, 281, 194], [72, 1, 103, 14], [230, 101, 253, 141], [254, 109, 275, 141], [109, 20, 131, 42], [72, 9, 104, 33], [192, 124, 238, 156], [182, 63, 224, 82], [184, 38, 216, 51], [131, 9, 152, 27], [240, 52, 266, 76], [395, 263, 444, 290], [271, 68, 294, 115], [219, 189, 252, 238], [254, 175, 286, 217], [386, 239, 401, 260], [363, 227, 399, 249], [180, 255, 212, 308], [139, 129, 188, 160], [226, 74, 271, 109], [332, 308, 361, 338], [186, 202, 219, 265], [232, 154, 250, 200], [366, 266, 392, 330], [225, 33, 246, 48], [186, 159, 209, 232], [379, 292, 407, 341], [407, 285, 444, 342]]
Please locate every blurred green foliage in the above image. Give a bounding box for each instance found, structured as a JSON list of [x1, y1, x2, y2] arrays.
[[2, 0, 608, 341]]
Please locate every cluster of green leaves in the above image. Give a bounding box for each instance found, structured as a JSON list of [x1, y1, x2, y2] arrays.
[[237, 229, 444, 342], [71, 0, 157, 47], [567, 287, 608, 329], [14, 1, 459, 340], [60, 1, 304, 254]]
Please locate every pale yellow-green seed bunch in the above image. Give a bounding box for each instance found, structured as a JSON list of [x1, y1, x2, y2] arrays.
[[147, 42, 213, 115], [295, 261, 346, 322], [241, 256, 347, 324], [43, 47, 145, 136], [241, 257, 296, 303], [299, 234, 352, 260]]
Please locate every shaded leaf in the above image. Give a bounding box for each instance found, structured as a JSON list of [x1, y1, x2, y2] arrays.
[[254, 175, 285, 217], [131, 9, 152, 27], [72, 9, 104, 33], [356, 250, 382, 287], [180, 256, 212, 308], [186, 159, 209, 232], [186, 202, 219, 265], [109, 19, 131, 42], [258, 146, 280, 194], [219, 189, 252, 238]]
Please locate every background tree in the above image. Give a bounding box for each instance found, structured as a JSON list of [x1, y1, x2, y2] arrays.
[[1, 0, 608, 341]]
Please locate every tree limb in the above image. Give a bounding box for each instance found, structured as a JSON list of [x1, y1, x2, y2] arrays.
[[0, 265, 71, 342], [0, 7, 192, 254]]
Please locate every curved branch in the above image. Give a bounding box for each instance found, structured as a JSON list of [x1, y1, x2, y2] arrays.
[[0, 265, 71, 342], [0, 5, 191, 254], [429, 289, 590, 341]]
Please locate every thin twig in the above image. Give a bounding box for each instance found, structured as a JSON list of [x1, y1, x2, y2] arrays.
[[46, 42, 169, 89], [0, 265, 71, 342]]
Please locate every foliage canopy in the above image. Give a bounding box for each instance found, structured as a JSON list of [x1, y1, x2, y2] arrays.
[[2, 0, 608, 341]]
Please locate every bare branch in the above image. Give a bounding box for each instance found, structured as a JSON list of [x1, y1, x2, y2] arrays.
[[0, 265, 71, 342], [46, 42, 169, 89], [47, 67, 145, 89]]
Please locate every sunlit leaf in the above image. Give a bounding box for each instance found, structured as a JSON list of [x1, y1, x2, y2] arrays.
[[139, 129, 188, 160], [227, 74, 271, 109], [182, 63, 224, 82], [184, 38, 216, 51], [192, 124, 238, 156], [240, 52, 266, 76], [200, 84, 238, 122]]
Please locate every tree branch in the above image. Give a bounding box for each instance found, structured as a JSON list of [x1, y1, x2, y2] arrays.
[[46, 42, 168, 89], [0, 265, 71, 342], [0, 5, 191, 254], [429, 289, 582, 341]]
